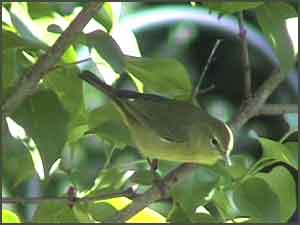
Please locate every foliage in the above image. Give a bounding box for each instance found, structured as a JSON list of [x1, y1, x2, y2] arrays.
[[2, 2, 298, 223]]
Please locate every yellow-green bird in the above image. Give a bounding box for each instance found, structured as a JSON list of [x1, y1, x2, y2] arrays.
[[79, 71, 233, 166]]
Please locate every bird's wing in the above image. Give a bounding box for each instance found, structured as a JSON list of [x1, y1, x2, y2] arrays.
[[122, 96, 199, 143]]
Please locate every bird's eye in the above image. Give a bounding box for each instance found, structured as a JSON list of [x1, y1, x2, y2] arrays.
[[210, 137, 219, 148]]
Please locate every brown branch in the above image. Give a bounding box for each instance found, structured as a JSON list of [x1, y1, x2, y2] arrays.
[[2, 187, 137, 204], [238, 11, 252, 100], [1, 2, 104, 116], [258, 104, 298, 115], [105, 163, 198, 223], [229, 68, 285, 132]]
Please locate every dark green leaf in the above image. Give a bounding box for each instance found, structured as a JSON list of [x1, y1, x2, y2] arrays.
[[3, 125, 36, 187], [202, 1, 263, 14], [167, 203, 192, 223], [255, 3, 295, 75], [170, 167, 219, 216], [125, 56, 192, 100], [88, 202, 118, 222], [233, 177, 280, 222], [86, 30, 125, 74], [27, 2, 53, 19], [130, 170, 155, 185], [3, 48, 17, 90], [255, 166, 296, 222], [259, 138, 297, 169], [12, 90, 69, 176], [88, 103, 132, 148], [32, 202, 79, 223]]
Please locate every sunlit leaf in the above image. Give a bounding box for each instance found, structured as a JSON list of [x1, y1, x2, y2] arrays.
[[125, 56, 192, 100], [259, 138, 297, 169], [2, 209, 21, 223]]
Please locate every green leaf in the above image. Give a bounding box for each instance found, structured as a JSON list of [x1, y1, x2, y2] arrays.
[[3, 125, 36, 187], [3, 28, 32, 50], [32, 202, 79, 223], [125, 56, 193, 100], [259, 138, 297, 169], [2, 209, 21, 223], [73, 203, 95, 223], [2, 48, 17, 91], [10, 2, 47, 49], [43, 66, 84, 121], [202, 1, 264, 14], [88, 103, 132, 148], [130, 170, 155, 185], [167, 203, 192, 223], [284, 141, 298, 167], [212, 189, 241, 220], [27, 2, 53, 19], [255, 3, 295, 75], [94, 2, 114, 32], [86, 30, 125, 74], [84, 168, 127, 197], [12, 90, 69, 176], [255, 166, 296, 222], [233, 177, 280, 222], [224, 154, 255, 179], [170, 167, 219, 217], [88, 202, 118, 222]]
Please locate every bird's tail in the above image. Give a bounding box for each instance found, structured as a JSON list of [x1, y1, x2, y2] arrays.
[[78, 71, 119, 102]]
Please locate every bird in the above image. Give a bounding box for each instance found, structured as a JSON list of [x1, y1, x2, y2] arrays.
[[79, 71, 233, 166]]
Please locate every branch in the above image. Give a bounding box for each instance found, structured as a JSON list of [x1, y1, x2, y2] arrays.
[[229, 68, 285, 132], [2, 187, 137, 204], [1, 2, 103, 116], [238, 11, 252, 99], [258, 104, 298, 115], [105, 163, 198, 223], [192, 39, 222, 102]]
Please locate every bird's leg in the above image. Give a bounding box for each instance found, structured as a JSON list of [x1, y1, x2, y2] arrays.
[[147, 158, 166, 198]]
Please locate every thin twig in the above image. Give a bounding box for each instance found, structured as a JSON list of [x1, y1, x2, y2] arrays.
[[258, 104, 298, 115], [280, 128, 298, 143], [192, 39, 222, 102], [46, 57, 92, 73], [2, 187, 137, 204], [1, 2, 104, 116], [238, 11, 252, 100]]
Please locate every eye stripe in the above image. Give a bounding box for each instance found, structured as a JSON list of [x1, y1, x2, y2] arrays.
[[224, 123, 234, 151]]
